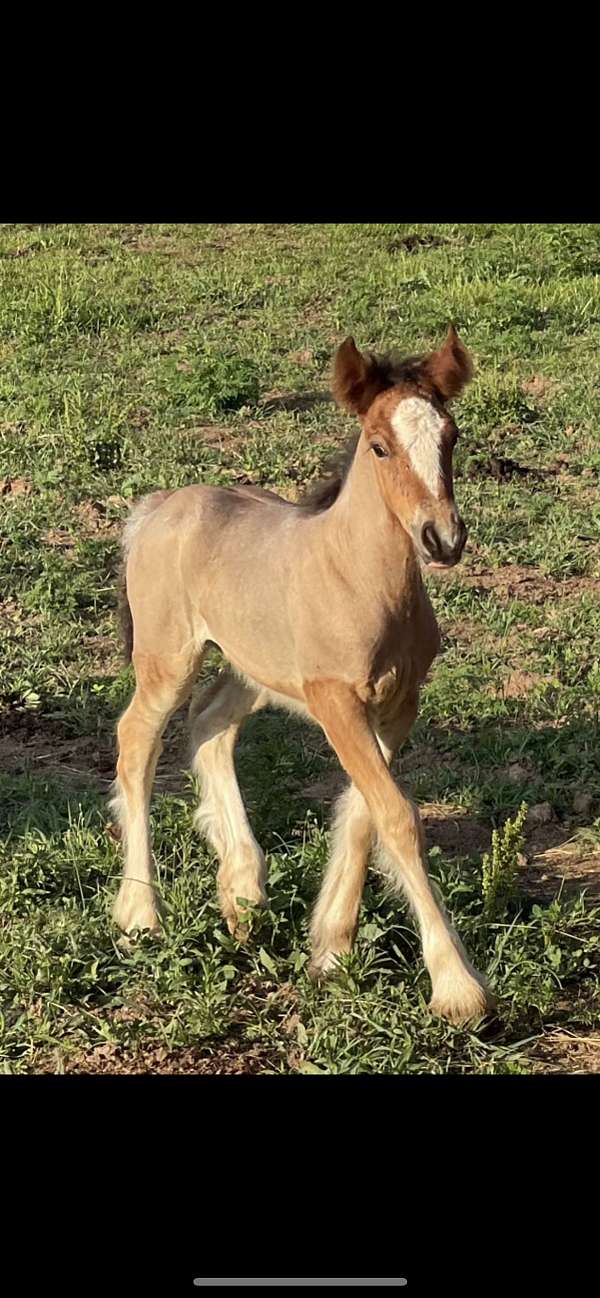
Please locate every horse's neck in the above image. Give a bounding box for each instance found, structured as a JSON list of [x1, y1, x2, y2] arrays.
[[319, 437, 425, 614]]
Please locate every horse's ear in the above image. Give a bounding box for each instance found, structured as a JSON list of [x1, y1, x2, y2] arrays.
[[421, 324, 473, 401], [332, 337, 391, 414]]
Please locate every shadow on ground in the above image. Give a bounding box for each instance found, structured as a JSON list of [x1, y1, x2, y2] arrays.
[[3, 682, 599, 901]]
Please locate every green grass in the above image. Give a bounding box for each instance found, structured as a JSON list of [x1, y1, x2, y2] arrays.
[[1, 222, 599, 1074]]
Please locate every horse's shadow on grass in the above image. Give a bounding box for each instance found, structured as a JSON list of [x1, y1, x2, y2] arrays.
[[236, 704, 599, 853], [3, 676, 599, 855], [258, 390, 332, 414], [2, 679, 599, 911]]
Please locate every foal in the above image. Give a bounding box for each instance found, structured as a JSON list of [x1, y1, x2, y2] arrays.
[[111, 326, 491, 1024]]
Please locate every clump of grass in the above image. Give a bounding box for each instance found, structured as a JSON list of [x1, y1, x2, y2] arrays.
[[482, 802, 528, 915], [170, 354, 260, 415]]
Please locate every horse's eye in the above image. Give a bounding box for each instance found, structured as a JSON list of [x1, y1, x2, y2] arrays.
[[371, 443, 388, 459]]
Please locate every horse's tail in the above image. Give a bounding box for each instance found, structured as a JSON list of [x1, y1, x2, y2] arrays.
[[117, 490, 175, 665], [117, 566, 134, 665]]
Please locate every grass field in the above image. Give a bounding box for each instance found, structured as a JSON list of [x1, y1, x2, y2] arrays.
[[1, 222, 599, 1075]]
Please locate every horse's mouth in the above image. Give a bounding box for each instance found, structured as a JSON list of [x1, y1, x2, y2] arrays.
[[422, 555, 462, 571]]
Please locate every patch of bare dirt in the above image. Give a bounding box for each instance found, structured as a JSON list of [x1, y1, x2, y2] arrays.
[[0, 732, 117, 785], [522, 833, 600, 902], [117, 228, 188, 255], [37, 1039, 278, 1075], [0, 598, 21, 620], [460, 453, 544, 483], [494, 670, 556, 700], [301, 775, 492, 859], [81, 635, 123, 679], [0, 708, 195, 791], [490, 455, 545, 482], [441, 617, 527, 653], [440, 564, 600, 604], [425, 801, 597, 903], [183, 424, 240, 449], [287, 349, 314, 367], [117, 226, 247, 261], [421, 803, 491, 857], [530, 1030, 600, 1074], [521, 375, 560, 402], [39, 501, 123, 550], [42, 527, 75, 550], [299, 767, 600, 900], [259, 389, 331, 414], [0, 475, 32, 497], [75, 498, 122, 536]]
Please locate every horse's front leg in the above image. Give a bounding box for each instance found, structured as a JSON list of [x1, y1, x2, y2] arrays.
[[309, 690, 420, 978], [305, 680, 492, 1025]]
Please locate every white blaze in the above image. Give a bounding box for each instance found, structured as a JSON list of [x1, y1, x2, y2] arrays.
[[390, 397, 445, 497]]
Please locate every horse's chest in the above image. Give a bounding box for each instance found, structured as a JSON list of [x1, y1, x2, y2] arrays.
[[370, 595, 441, 696]]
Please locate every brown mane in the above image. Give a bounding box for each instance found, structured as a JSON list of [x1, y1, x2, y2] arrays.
[[296, 435, 360, 513]]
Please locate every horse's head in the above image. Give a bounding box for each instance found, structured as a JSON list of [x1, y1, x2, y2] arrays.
[[333, 325, 473, 569]]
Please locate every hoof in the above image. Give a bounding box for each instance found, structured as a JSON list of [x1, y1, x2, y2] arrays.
[[223, 898, 266, 944], [226, 917, 252, 943], [112, 880, 162, 936], [308, 950, 345, 981], [429, 972, 493, 1026]]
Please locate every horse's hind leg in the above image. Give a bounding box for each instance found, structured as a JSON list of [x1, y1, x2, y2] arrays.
[[111, 647, 201, 934], [190, 670, 268, 938]]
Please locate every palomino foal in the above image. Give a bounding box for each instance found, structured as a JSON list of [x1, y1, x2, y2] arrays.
[[111, 326, 491, 1024]]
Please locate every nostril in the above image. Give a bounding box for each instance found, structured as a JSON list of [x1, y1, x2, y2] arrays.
[[421, 523, 441, 558]]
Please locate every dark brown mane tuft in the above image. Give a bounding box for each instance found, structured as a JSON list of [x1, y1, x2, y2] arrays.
[[296, 435, 360, 513]]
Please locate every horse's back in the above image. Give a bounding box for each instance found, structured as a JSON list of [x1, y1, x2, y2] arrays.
[[124, 481, 293, 564]]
